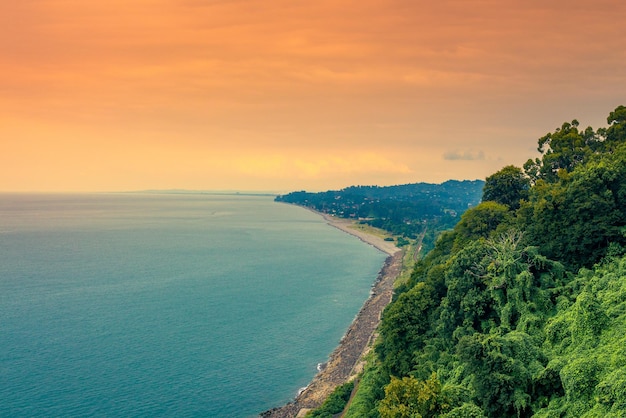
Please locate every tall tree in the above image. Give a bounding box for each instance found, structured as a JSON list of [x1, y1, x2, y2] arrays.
[[520, 143, 626, 269], [523, 120, 598, 183], [482, 165, 530, 210], [603, 104, 626, 148], [452, 201, 510, 251]]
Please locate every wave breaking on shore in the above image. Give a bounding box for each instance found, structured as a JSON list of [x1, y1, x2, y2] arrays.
[[261, 210, 404, 417]]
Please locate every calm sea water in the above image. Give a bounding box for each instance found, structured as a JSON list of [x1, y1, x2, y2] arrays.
[[0, 193, 386, 417]]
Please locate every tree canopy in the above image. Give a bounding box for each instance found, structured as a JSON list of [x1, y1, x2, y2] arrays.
[[482, 165, 530, 209], [334, 105, 626, 418]]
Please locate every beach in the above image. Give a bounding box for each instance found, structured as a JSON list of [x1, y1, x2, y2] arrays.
[[320, 213, 401, 257], [261, 212, 403, 417]]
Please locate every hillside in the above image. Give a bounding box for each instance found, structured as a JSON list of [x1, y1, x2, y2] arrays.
[[310, 105, 626, 417], [276, 180, 484, 248]]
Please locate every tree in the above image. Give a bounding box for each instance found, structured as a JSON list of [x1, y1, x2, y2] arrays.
[[379, 373, 455, 418], [482, 165, 530, 210], [524, 106, 626, 184], [457, 332, 547, 417], [589, 103, 626, 159], [523, 119, 598, 183], [452, 202, 510, 251], [520, 144, 626, 269], [377, 282, 438, 377], [437, 239, 496, 338]]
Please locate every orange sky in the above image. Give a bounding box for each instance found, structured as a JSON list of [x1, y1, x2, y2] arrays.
[[2, 0, 625, 192]]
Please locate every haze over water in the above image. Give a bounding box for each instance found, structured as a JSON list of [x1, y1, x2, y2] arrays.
[[0, 193, 386, 417]]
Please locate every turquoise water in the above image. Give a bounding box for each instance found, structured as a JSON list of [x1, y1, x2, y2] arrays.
[[0, 193, 386, 417]]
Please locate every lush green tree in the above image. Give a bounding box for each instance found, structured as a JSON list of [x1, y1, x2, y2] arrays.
[[405, 230, 456, 290], [481, 231, 564, 333], [377, 282, 438, 377], [457, 331, 548, 417], [537, 255, 626, 417], [378, 373, 459, 418], [603, 104, 626, 148], [482, 165, 530, 210], [524, 106, 626, 184], [437, 240, 496, 338], [452, 202, 510, 251], [520, 143, 626, 269], [523, 119, 598, 183]]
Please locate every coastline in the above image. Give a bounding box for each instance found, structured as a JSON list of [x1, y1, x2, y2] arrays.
[[261, 209, 403, 417], [317, 212, 401, 257]]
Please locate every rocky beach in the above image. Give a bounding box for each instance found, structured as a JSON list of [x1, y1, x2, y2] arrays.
[[261, 213, 403, 417]]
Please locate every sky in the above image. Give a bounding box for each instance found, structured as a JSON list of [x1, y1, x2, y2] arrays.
[[2, 0, 625, 193]]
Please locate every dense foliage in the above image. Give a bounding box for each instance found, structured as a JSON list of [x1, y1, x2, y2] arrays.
[[305, 381, 354, 418], [275, 180, 484, 239], [341, 105, 626, 417]]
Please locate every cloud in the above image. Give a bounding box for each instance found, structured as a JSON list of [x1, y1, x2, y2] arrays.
[[443, 150, 486, 161]]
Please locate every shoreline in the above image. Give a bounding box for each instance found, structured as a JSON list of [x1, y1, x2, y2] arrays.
[[316, 211, 401, 257], [261, 208, 403, 417]]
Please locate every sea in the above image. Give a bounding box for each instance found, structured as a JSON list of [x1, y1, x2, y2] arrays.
[[0, 193, 387, 417]]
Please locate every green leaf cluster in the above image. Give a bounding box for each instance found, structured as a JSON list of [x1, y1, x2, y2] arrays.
[[343, 105, 626, 417]]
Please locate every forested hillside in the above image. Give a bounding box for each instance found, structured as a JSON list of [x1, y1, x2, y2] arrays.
[[334, 105, 626, 417], [276, 180, 484, 241]]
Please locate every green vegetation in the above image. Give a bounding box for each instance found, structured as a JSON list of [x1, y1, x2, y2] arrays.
[[335, 105, 626, 417], [275, 180, 484, 242], [305, 381, 354, 417]]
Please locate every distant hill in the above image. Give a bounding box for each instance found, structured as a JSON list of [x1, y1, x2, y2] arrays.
[[275, 180, 484, 239]]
